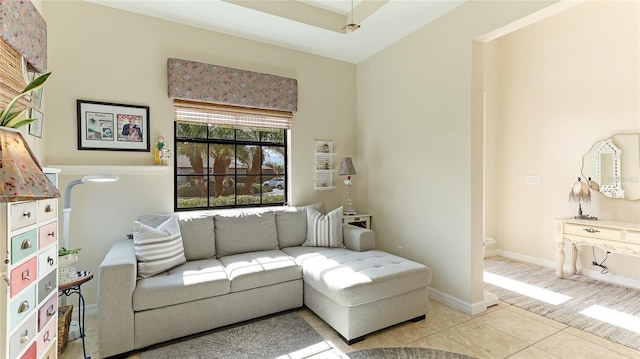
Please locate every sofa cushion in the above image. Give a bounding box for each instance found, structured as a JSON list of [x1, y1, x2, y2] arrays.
[[218, 250, 301, 292], [177, 212, 216, 260], [303, 206, 344, 248], [214, 211, 278, 257], [133, 215, 187, 278], [275, 208, 307, 248], [133, 258, 229, 311], [282, 247, 431, 307]]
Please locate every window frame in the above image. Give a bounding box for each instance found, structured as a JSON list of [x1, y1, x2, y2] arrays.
[[174, 121, 288, 211]]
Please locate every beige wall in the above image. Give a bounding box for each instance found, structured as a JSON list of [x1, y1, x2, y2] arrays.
[[42, 1, 356, 305], [356, 1, 557, 309], [485, 1, 640, 282]]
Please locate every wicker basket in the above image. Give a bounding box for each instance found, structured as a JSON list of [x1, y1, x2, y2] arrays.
[[58, 305, 73, 355]]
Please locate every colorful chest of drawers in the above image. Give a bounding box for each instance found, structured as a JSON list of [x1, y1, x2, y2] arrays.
[[1, 168, 61, 359]]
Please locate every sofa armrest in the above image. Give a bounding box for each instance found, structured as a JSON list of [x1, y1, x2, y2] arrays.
[[342, 224, 375, 251], [97, 239, 137, 358]]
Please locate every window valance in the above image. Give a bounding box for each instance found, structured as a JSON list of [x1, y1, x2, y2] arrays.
[[0, 0, 47, 73], [167, 58, 297, 113]]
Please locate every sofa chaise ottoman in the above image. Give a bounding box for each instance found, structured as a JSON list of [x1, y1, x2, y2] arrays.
[[97, 205, 432, 358]]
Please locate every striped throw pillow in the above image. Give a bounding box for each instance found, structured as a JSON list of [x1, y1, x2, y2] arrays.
[[133, 215, 186, 278], [303, 206, 344, 248]]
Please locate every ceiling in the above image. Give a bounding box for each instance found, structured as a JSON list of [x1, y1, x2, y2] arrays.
[[86, 0, 465, 64]]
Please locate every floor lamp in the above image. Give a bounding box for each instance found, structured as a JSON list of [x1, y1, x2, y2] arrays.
[[61, 174, 119, 341], [62, 174, 120, 250]]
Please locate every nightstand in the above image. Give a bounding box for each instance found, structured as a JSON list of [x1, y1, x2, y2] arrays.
[[342, 214, 371, 229]]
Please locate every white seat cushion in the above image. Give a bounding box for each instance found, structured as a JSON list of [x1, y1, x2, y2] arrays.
[[218, 250, 302, 292], [133, 258, 229, 311], [282, 247, 431, 307]]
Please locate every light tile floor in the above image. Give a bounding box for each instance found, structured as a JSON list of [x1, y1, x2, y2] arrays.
[[60, 299, 640, 359]]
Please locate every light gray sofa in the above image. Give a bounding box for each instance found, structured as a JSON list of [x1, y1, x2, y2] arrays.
[[97, 205, 432, 358]]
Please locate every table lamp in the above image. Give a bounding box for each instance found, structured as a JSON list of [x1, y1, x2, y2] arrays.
[[569, 177, 597, 220], [338, 157, 357, 215]]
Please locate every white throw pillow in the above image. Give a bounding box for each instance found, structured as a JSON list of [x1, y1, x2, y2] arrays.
[[303, 206, 344, 248], [133, 215, 187, 278]]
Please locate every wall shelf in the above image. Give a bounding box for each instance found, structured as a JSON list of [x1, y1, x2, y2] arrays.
[[314, 140, 336, 190], [48, 165, 168, 176]]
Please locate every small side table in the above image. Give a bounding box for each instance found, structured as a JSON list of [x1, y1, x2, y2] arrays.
[[59, 271, 93, 359], [343, 214, 371, 229]]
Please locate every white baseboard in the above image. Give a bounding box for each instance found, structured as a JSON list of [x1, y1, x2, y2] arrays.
[[494, 249, 640, 289], [428, 287, 495, 315]]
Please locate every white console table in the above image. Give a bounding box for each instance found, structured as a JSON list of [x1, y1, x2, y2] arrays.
[[554, 218, 640, 278]]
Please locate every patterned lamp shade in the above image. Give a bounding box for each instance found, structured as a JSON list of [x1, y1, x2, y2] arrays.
[[338, 157, 356, 176], [0, 127, 60, 202]]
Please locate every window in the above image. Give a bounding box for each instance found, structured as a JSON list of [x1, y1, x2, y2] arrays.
[[173, 101, 289, 211]]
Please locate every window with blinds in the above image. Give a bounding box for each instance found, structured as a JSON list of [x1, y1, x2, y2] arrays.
[[0, 39, 30, 111], [173, 100, 289, 210]]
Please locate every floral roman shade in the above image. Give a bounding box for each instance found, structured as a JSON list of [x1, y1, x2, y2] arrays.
[[167, 58, 297, 113], [0, 0, 47, 73]]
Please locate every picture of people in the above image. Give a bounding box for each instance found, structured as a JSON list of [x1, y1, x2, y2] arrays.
[[85, 112, 114, 141], [118, 114, 143, 142]]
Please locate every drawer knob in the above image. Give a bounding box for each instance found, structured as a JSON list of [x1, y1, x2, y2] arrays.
[[19, 329, 30, 344], [22, 211, 31, 218], [47, 256, 54, 266], [48, 231, 55, 237], [45, 282, 53, 291], [583, 228, 600, 234], [17, 300, 30, 313], [21, 239, 32, 250], [43, 330, 50, 342], [45, 204, 53, 212], [47, 304, 56, 317]]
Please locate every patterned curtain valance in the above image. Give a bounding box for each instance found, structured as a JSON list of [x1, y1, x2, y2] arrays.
[[0, 0, 47, 73], [167, 58, 297, 113]]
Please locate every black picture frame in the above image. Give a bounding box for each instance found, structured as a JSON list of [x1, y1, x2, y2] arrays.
[[77, 100, 150, 151]]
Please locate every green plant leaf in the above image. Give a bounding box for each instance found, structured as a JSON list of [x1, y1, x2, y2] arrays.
[[0, 72, 51, 128]]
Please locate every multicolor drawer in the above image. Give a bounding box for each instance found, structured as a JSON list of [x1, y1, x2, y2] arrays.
[[10, 257, 37, 297], [38, 222, 57, 249], [37, 295, 57, 331], [39, 335, 57, 359], [9, 285, 36, 330], [10, 229, 37, 264], [9, 202, 38, 231], [37, 270, 57, 304], [37, 199, 57, 222], [9, 314, 36, 359], [38, 245, 57, 277]]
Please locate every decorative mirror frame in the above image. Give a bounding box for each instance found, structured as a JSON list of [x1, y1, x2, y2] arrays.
[[591, 138, 624, 198]]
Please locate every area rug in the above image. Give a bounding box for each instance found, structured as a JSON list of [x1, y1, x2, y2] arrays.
[[347, 348, 476, 359], [140, 311, 328, 359], [484, 256, 640, 351]]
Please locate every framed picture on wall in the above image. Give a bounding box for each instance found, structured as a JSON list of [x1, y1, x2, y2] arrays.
[[28, 108, 44, 138], [77, 100, 150, 151]]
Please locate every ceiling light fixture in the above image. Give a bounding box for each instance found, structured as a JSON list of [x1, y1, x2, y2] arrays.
[[343, 0, 361, 33]]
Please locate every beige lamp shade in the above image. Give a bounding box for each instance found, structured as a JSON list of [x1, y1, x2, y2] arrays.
[[338, 157, 356, 176], [0, 127, 60, 202]]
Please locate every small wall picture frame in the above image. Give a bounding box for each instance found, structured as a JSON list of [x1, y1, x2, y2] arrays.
[[77, 100, 150, 151], [28, 108, 44, 138]]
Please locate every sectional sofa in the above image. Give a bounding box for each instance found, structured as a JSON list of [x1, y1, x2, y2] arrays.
[[97, 204, 432, 358]]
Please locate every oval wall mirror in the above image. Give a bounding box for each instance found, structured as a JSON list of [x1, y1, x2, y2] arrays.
[[581, 133, 640, 200]]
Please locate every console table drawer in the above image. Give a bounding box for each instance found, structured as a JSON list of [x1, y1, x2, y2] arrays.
[[564, 223, 622, 240], [11, 230, 37, 264], [627, 230, 640, 243]]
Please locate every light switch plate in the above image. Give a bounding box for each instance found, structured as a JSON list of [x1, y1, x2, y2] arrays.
[[526, 175, 541, 185]]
